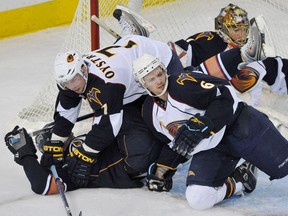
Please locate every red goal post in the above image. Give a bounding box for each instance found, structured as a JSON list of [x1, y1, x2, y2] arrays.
[[90, 0, 100, 50]]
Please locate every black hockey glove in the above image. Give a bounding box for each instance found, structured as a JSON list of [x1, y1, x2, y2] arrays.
[[35, 129, 52, 153], [67, 140, 98, 188], [4, 126, 37, 165], [146, 163, 176, 192], [40, 140, 64, 168], [173, 114, 214, 157]]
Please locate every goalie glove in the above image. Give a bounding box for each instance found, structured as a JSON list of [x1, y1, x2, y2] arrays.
[[67, 136, 98, 188], [4, 126, 37, 165], [173, 114, 214, 157], [146, 163, 176, 192]]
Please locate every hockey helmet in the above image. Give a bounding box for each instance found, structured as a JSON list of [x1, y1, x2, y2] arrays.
[[54, 51, 87, 90], [215, 3, 250, 46], [133, 54, 168, 97], [133, 54, 165, 85]]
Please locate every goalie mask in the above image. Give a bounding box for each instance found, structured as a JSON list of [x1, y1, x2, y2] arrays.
[[133, 54, 168, 97], [215, 3, 249, 47], [54, 51, 88, 93]]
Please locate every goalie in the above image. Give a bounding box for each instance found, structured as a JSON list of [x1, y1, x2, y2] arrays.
[[171, 3, 287, 99], [114, 3, 287, 105]]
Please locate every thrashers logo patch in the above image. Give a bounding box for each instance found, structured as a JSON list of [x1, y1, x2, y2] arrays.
[[176, 73, 197, 85], [230, 66, 260, 93], [194, 31, 214, 41], [165, 120, 187, 137], [188, 170, 196, 176], [87, 87, 103, 106]]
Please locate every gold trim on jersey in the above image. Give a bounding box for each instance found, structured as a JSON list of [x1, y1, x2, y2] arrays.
[[176, 73, 198, 85], [87, 87, 103, 106], [194, 32, 215, 41]]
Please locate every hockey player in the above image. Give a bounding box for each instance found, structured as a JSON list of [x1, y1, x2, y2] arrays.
[[132, 54, 288, 210], [173, 3, 287, 97], [3, 125, 251, 195], [174, 3, 262, 67], [40, 34, 183, 188], [199, 47, 288, 105], [4, 126, 143, 195], [113, 4, 287, 101], [113, 4, 263, 69]]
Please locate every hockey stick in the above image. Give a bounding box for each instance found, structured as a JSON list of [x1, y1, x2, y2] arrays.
[[91, 15, 121, 39], [50, 165, 82, 216], [8, 112, 95, 145]]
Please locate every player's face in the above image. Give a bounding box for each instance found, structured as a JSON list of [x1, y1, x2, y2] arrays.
[[63, 73, 86, 94], [62, 65, 88, 93], [143, 66, 167, 95], [227, 24, 249, 46]]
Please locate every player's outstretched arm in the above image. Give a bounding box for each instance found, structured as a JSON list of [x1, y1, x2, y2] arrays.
[[4, 127, 66, 195]]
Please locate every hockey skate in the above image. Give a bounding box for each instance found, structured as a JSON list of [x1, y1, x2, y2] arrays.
[[113, 5, 156, 37], [231, 161, 258, 193], [241, 14, 275, 63]]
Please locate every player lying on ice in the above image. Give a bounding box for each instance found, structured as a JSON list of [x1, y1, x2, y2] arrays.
[[3, 9, 185, 194], [3, 124, 254, 198], [132, 53, 288, 210], [4, 127, 145, 194]]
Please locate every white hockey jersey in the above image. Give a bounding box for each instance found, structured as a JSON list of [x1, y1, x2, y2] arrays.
[[83, 34, 174, 105], [53, 35, 177, 151]]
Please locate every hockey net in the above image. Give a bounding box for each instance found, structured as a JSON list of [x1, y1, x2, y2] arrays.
[[12, 0, 288, 137]]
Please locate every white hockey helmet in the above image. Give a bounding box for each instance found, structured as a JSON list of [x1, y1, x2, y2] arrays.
[[133, 54, 168, 97], [215, 3, 249, 47], [133, 54, 165, 85], [54, 51, 87, 89]]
